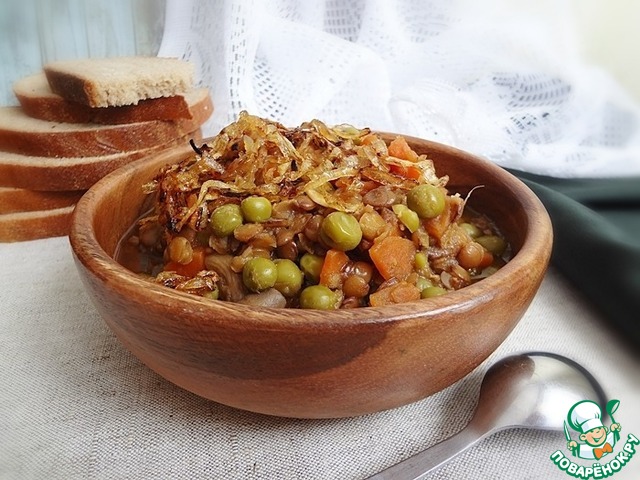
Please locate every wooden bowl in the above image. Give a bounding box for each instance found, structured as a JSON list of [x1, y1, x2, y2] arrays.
[[69, 134, 552, 418]]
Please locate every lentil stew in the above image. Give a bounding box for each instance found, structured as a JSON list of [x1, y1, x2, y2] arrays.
[[116, 112, 510, 309]]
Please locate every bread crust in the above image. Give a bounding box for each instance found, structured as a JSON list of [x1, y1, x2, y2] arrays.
[[0, 103, 211, 157], [0, 188, 84, 214], [0, 130, 201, 191], [0, 205, 75, 242], [2, 56, 208, 241], [14, 74, 211, 124]]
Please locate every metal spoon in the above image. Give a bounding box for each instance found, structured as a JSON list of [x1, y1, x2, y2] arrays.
[[367, 352, 607, 480]]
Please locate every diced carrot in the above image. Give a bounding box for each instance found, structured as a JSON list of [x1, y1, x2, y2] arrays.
[[369, 236, 416, 281], [361, 133, 379, 146], [388, 136, 422, 179], [390, 163, 422, 180], [424, 212, 449, 241], [164, 246, 206, 278], [369, 281, 421, 306], [424, 194, 464, 241], [319, 249, 350, 289], [388, 136, 419, 161]]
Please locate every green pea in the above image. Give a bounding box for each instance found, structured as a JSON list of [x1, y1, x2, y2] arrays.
[[476, 235, 507, 256], [421, 286, 447, 298], [299, 285, 339, 309], [242, 257, 278, 292], [299, 253, 324, 284], [320, 211, 362, 251], [392, 204, 420, 233], [241, 196, 272, 223], [273, 259, 303, 297], [406, 184, 446, 219], [414, 251, 428, 272], [415, 276, 432, 292], [203, 287, 220, 300], [460, 222, 482, 238], [210, 204, 243, 237]]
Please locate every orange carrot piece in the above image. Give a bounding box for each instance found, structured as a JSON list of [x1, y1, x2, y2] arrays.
[[164, 246, 206, 278], [369, 236, 416, 281], [390, 163, 422, 180], [319, 249, 350, 289], [388, 136, 419, 161], [424, 212, 449, 240], [424, 194, 463, 241], [369, 281, 421, 306], [361, 133, 379, 146], [388, 136, 421, 179]]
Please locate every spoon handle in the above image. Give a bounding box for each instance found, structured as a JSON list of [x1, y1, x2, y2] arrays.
[[365, 425, 486, 480]]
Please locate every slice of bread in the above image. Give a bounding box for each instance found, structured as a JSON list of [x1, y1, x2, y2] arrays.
[[0, 187, 84, 214], [0, 205, 75, 242], [0, 130, 202, 191], [14, 73, 211, 124], [0, 105, 210, 157], [44, 56, 194, 107]]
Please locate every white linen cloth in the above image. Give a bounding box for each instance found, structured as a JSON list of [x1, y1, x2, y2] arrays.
[[1, 237, 639, 479], [158, 0, 640, 178]]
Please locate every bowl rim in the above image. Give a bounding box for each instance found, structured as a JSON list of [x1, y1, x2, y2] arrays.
[[69, 134, 553, 329]]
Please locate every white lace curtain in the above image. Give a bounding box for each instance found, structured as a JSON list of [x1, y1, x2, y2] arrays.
[[159, 0, 640, 177], [1, 0, 638, 177]]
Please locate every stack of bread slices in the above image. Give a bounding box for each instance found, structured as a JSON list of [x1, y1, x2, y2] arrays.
[[0, 56, 212, 242]]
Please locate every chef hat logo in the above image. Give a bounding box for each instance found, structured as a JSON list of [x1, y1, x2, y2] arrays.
[[567, 400, 604, 434]]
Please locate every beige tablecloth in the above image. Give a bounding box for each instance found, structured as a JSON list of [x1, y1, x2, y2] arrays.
[[1, 236, 639, 480]]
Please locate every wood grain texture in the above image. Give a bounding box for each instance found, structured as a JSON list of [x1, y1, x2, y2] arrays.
[[69, 135, 553, 418]]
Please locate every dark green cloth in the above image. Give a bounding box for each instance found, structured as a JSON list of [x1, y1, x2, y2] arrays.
[[509, 170, 640, 349]]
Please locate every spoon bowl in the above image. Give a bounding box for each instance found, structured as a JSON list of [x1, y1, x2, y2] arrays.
[[369, 352, 607, 479], [472, 352, 607, 432]]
